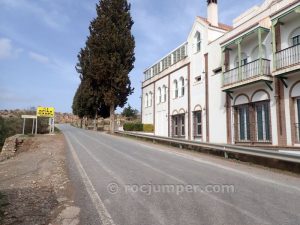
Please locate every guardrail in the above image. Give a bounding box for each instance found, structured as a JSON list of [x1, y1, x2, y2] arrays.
[[115, 131, 300, 164]]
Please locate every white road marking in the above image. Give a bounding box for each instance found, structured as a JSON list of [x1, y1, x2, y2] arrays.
[[65, 133, 116, 225], [98, 131, 300, 193], [68, 133, 166, 225], [75, 130, 271, 224]]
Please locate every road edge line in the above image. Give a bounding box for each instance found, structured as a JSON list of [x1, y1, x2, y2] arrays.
[[65, 134, 116, 225]]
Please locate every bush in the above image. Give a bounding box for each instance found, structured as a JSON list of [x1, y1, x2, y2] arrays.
[[0, 116, 50, 149], [123, 123, 154, 132], [123, 122, 143, 131], [143, 124, 154, 132]]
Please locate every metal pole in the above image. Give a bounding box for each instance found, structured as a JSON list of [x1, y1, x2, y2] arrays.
[[35, 117, 37, 135], [32, 119, 34, 134], [52, 117, 55, 134], [22, 118, 26, 135], [49, 118, 51, 134]]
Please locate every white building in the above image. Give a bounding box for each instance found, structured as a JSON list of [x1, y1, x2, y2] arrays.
[[142, 0, 300, 148]]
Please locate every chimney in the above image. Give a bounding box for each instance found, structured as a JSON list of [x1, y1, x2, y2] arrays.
[[207, 0, 219, 27]]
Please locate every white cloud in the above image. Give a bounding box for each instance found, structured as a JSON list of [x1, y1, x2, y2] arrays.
[[0, 0, 70, 30], [29, 51, 50, 64], [0, 38, 22, 60], [0, 87, 42, 104]]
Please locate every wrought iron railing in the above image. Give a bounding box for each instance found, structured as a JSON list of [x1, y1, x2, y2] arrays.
[[275, 43, 300, 70], [223, 59, 271, 87]]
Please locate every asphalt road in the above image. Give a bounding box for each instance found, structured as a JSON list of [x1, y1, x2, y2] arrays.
[[58, 124, 300, 225]]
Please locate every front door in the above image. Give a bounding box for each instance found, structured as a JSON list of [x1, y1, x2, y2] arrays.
[[172, 114, 185, 138]]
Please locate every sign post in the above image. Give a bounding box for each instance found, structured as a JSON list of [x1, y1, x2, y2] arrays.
[[36, 107, 55, 134], [21, 115, 38, 135]]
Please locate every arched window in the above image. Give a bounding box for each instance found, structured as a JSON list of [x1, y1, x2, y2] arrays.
[[195, 32, 201, 52], [163, 85, 167, 102], [235, 53, 247, 67], [145, 94, 148, 107], [289, 27, 300, 46], [149, 92, 153, 107], [180, 77, 185, 97], [174, 80, 178, 98], [158, 87, 162, 104]]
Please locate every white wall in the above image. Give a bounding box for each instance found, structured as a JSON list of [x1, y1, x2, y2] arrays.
[[142, 84, 154, 125], [155, 76, 169, 136], [169, 66, 189, 139], [207, 40, 227, 143]]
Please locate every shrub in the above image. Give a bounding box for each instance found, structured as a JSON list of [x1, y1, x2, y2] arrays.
[[123, 123, 154, 132], [123, 122, 143, 131], [143, 124, 154, 132], [0, 116, 50, 149]]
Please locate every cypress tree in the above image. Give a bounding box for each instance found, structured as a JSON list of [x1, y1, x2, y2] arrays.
[[87, 0, 135, 132], [73, 46, 110, 125]]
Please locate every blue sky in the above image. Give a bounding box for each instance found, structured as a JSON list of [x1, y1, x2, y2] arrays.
[[0, 0, 263, 113]]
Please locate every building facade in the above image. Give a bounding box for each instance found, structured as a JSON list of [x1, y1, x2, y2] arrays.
[[141, 0, 300, 147]]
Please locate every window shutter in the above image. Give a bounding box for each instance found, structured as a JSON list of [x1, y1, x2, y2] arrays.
[[246, 107, 250, 140], [239, 108, 245, 140], [257, 105, 263, 141], [297, 99, 300, 122], [193, 112, 197, 137]]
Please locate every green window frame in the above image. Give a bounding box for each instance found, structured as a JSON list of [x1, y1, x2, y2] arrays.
[[181, 115, 185, 136], [238, 105, 250, 141], [194, 111, 202, 137], [292, 35, 300, 46], [256, 102, 270, 142]]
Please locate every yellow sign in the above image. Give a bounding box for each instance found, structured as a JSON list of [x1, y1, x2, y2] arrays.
[[36, 107, 55, 118]]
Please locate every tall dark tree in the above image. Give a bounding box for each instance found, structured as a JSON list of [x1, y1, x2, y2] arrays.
[[72, 81, 110, 121], [73, 46, 110, 126], [87, 0, 135, 132]]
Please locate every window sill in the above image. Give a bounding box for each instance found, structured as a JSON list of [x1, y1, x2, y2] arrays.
[[193, 81, 203, 86], [194, 135, 202, 138], [173, 136, 186, 139]]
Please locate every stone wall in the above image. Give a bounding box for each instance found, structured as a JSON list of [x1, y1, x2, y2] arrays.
[[0, 135, 22, 161]]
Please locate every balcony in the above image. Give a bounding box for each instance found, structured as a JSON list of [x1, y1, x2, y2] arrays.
[[222, 59, 272, 90], [274, 43, 300, 72]]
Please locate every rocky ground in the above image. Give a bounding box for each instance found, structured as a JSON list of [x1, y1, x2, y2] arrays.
[[0, 134, 80, 225]]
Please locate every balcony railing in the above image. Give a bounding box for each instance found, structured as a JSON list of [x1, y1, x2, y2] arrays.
[[223, 59, 271, 87], [275, 43, 300, 70]]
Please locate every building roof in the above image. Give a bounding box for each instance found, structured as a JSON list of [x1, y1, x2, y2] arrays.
[[197, 16, 233, 31]]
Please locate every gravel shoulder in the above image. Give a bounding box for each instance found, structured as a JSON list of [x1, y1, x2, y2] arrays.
[[0, 134, 80, 225]]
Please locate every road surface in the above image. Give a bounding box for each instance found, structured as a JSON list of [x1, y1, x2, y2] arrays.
[[59, 124, 300, 225]]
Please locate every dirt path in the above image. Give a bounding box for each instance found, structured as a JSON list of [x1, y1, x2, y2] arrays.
[[0, 134, 80, 225]]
